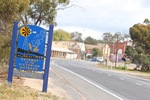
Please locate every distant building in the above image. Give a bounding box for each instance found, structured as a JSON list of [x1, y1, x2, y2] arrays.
[[85, 44, 110, 60], [109, 42, 128, 62], [85, 41, 132, 62], [51, 41, 85, 59], [51, 41, 76, 59]]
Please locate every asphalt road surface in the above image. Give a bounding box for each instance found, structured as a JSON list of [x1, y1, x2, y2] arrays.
[[50, 58, 150, 100]]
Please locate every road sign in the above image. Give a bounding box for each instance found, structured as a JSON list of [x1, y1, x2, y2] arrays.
[[8, 22, 54, 92], [16, 25, 46, 71]]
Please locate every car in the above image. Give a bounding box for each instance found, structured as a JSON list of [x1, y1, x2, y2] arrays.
[[98, 57, 104, 62], [91, 57, 104, 62]]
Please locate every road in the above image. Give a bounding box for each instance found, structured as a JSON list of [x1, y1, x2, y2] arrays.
[[50, 58, 150, 100]]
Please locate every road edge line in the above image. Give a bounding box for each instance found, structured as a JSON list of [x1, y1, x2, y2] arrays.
[[52, 61, 124, 100]]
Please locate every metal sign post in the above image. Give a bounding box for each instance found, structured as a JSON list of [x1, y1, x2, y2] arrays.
[[8, 21, 18, 84], [42, 25, 54, 92]]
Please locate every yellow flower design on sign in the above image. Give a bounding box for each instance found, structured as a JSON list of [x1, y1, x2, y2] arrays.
[[20, 26, 30, 37]]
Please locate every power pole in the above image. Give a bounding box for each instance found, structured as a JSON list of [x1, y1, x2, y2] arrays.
[[114, 33, 120, 68], [115, 40, 118, 68]]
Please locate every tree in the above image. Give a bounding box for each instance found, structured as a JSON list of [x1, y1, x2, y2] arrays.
[[130, 23, 150, 53], [127, 21, 150, 71], [92, 48, 102, 57], [0, 0, 29, 32], [21, 0, 70, 25], [0, 0, 70, 64], [84, 36, 97, 45], [71, 32, 83, 42], [143, 18, 150, 25], [103, 32, 113, 44], [53, 29, 71, 41], [113, 32, 123, 42], [0, 0, 30, 64], [123, 34, 130, 42], [97, 39, 105, 44], [0, 0, 70, 29], [112, 32, 124, 67], [125, 46, 150, 71]]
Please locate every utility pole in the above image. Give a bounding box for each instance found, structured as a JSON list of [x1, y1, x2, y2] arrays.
[[114, 32, 122, 68], [115, 40, 118, 68]]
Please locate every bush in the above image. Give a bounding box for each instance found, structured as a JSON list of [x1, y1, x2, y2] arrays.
[[116, 66, 127, 70], [0, 34, 11, 64], [0, 34, 11, 74]]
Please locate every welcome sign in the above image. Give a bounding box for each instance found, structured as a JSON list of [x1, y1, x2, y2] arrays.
[[16, 25, 46, 71], [8, 22, 54, 92]]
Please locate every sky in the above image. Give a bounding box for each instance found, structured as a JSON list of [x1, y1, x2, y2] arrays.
[[55, 0, 150, 40]]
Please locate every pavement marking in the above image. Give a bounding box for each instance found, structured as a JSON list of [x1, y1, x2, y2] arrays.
[[119, 78, 124, 80], [53, 61, 124, 100], [136, 83, 142, 86]]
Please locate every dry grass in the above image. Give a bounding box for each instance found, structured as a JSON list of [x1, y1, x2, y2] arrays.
[[97, 64, 150, 79], [0, 64, 8, 75], [0, 79, 60, 100], [0, 83, 38, 100], [0, 65, 60, 100]]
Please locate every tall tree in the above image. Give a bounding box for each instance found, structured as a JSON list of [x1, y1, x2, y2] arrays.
[[0, 0, 30, 63], [71, 31, 83, 42], [84, 36, 97, 45], [130, 23, 150, 53], [0, 0, 29, 32], [53, 29, 71, 41], [103, 32, 113, 44], [21, 0, 70, 25], [143, 18, 150, 25], [127, 22, 150, 71], [123, 34, 130, 42], [113, 32, 123, 42]]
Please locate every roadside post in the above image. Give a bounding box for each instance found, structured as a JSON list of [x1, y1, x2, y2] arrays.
[[7, 21, 54, 92], [8, 21, 18, 84], [42, 25, 54, 92]]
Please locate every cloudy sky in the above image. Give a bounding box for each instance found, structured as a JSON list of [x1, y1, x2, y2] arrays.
[[55, 0, 150, 39]]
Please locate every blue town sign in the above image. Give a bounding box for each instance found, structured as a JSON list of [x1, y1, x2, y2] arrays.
[[8, 22, 54, 92], [16, 25, 46, 71]]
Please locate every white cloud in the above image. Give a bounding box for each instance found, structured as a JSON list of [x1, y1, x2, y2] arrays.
[[55, 26, 103, 40], [56, 0, 150, 39]]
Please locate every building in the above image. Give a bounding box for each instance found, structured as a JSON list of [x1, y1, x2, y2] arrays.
[[51, 41, 85, 59], [85, 44, 109, 60], [51, 41, 75, 59], [109, 42, 128, 62]]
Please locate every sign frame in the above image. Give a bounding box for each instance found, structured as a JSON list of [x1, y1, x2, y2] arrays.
[[8, 21, 54, 92]]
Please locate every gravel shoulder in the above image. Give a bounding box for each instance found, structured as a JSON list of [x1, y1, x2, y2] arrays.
[[23, 69, 70, 100], [23, 67, 84, 100]]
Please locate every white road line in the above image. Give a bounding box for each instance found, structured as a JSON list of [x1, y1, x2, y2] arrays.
[[119, 78, 124, 80], [136, 83, 142, 86], [53, 61, 124, 100]]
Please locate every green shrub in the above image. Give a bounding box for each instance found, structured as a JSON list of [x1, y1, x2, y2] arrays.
[[116, 66, 127, 70], [0, 34, 11, 64]]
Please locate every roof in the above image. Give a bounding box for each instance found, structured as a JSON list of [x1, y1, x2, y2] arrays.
[[85, 44, 104, 50], [52, 47, 75, 53]]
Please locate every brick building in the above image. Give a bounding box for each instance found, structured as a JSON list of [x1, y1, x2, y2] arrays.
[[109, 42, 127, 62]]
